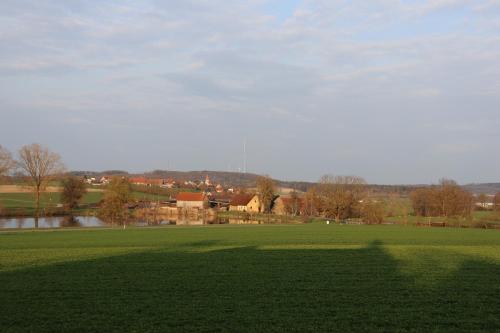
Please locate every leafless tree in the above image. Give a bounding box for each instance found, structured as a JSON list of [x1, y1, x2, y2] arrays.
[[256, 175, 275, 213], [98, 177, 132, 227], [17, 144, 65, 226], [439, 179, 474, 217], [317, 175, 367, 222], [61, 176, 87, 210], [410, 179, 473, 218], [284, 190, 301, 216], [304, 186, 321, 217], [360, 199, 386, 224], [0, 145, 15, 176]]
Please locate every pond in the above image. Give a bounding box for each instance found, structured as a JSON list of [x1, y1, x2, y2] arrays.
[[0, 216, 275, 229]]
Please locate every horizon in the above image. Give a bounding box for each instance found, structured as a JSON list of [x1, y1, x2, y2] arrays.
[[68, 168, 499, 187], [1, 1, 499, 184]]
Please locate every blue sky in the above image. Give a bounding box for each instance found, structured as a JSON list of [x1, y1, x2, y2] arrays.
[[1, 0, 499, 184]]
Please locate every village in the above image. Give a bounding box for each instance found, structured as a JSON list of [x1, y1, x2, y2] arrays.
[[83, 174, 305, 217]]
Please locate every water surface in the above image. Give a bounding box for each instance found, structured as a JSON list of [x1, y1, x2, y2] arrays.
[[0, 216, 271, 229]]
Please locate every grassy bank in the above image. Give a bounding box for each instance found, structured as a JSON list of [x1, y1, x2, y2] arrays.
[[0, 192, 103, 216], [218, 210, 308, 223], [0, 190, 171, 217], [1, 224, 499, 332]]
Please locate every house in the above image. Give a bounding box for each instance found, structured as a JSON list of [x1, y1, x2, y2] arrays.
[[184, 180, 196, 187], [100, 176, 110, 185], [129, 177, 148, 185], [475, 202, 494, 209], [204, 175, 212, 186], [176, 192, 208, 209], [161, 179, 177, 189], [229, 194, 261, 213], [272, 196, 305, 216], [84, 176, 96, 185]]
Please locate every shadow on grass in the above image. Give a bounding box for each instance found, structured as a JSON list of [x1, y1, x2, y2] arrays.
[[0, 241, 499, 332]]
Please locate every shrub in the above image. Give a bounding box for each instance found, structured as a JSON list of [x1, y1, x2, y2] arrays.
[[361, 200, 386, 224]]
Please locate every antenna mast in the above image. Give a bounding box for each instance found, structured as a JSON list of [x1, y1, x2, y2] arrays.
[[243, 139, 247, 173]]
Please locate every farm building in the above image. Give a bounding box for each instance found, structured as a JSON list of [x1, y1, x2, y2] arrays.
[[229, 194, 261, 213], [272, 196, 305, 216], [129, 177, 166, 186], [176, 192, 208, 209], [129, 177, 148, 185]]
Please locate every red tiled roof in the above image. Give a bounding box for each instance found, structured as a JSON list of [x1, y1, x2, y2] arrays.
[[129, 177, 148, 184], [176, 192, 206, 202], [229, 194, 254, 206]]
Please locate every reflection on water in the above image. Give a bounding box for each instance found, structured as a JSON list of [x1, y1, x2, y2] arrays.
[[0, 216, 107, 229], [0, 216, 273, 229], [60, 216, 82, 228]]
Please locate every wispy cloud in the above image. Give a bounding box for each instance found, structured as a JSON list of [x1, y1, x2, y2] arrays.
[[0, 0, 499, 183]]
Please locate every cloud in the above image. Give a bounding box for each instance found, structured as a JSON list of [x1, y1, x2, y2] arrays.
[[0, 0, 499, 183]]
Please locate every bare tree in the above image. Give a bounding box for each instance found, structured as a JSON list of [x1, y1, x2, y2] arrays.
[[283, 190, 301, 216], [98, 177, 132, 226], [289, 190, 301, 216], [17, 144, 65, 226], [439, 179, 473, 217], [61, 176, 87, 210], [360, 199, 386, 224], [304, 186, 321, 217], [410, 179, 473, 218], [256, 175, 275, 213], [0, 145, 15, 176], [317, 175, 367, 222]]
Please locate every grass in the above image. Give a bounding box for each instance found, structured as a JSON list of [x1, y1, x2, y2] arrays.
[[0, 224, 499, 332], [0, 191, 170, 216], [130, 191, 171, 202], [218, 210, 307, 223], [0, 192, 103, 214]]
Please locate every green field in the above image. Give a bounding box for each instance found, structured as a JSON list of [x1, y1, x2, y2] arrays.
[[0, 192, 103, 213], [0, 191, 171, 215], [1, 225, 499, 332]]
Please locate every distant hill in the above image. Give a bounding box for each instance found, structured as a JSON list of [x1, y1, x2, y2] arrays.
[[146, 170, 316, 192], [463, 183, 500, 195], [69, 170, 500, 195], [71, 169, 316, 191], [69, 169, 417, 193]]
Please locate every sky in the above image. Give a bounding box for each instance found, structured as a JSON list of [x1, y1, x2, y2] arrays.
[[0, 0, 499, 184]]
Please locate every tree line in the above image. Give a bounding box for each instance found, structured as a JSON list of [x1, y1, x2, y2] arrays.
[[410, 179, 474, 218], [2, 144, 499, 227], [257, 174, 500, 223], [255, 174, 386, 224]]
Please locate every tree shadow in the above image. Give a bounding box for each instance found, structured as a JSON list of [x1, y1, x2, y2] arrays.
[[0, 241, 499, 332]]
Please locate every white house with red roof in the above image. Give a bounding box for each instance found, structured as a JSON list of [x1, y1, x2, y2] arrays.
[[176, 192, 208, 209]]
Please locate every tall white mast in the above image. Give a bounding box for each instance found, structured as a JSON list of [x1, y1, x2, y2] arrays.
[[243, 139, 247, 173]]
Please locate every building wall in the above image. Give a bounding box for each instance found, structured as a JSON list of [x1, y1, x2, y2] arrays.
[[228, 196, 260, 212], [229, 205, 247, 212], [246, 196, 261, 213], [176, 200, 206, 209]]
